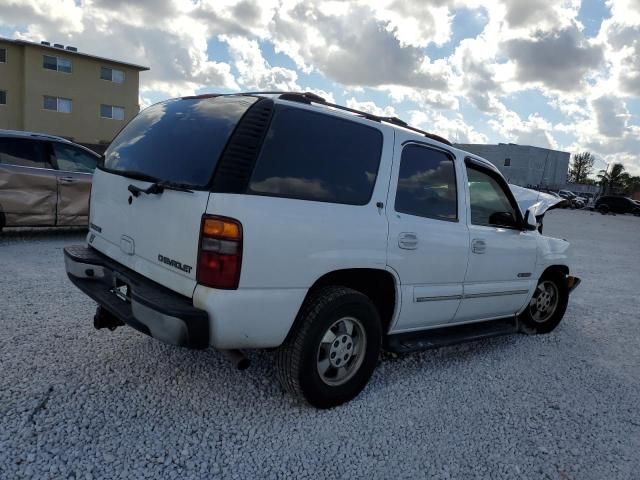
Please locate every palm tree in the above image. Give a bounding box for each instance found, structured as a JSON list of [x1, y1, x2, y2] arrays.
[[597, 163, 630, 194]]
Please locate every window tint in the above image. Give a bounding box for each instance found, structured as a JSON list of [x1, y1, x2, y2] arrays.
[[104, 95, 258, 188], [0, 48, 6, 63], [467, 165, 519, 228], [395, 144, 457, 221], [249, 108, 383, 205], [0, 90, 6, 105], [53, 143, 98, 173], [0, 138, 49, 168]]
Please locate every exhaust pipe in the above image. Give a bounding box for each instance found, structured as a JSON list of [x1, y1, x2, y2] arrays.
[[221, 349, 250, 370], [93, 306, 124, 331]]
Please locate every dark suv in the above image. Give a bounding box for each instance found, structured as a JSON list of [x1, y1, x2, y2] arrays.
[[595, 195, 640, 215]]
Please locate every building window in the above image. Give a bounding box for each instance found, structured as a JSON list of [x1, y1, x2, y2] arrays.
[[0, 90, 6, 105], [44, 96, 72, 113], [100, 104, 125, 120], [0, 48, 6, 63], [43, 55, 72, 73], [100, 66, 125, 84], [504, 157, 511, 166]]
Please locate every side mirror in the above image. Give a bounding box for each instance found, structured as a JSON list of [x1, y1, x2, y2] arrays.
[[523, 207, 538, 231]]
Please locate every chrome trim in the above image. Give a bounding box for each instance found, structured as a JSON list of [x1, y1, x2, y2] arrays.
[[463, 289, 529, 299], [416, 294, 463, 302], [415, 289, 529, 303], [64, 256, 106, 279]]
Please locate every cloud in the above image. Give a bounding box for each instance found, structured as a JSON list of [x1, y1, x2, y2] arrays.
[[409, 110, 488, 144], [269, 2, 453, 90], [591, 95, 629, 137], [502, 26, 604, 91], [346, 98, 398, 117], [500, 0, 580, 32], [221, 35, 299, 90], [0, 0, 638, 176]]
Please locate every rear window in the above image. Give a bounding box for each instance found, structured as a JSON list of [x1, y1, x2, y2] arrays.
[[104, 95, 258, 188], [248, 107, 383, 205]]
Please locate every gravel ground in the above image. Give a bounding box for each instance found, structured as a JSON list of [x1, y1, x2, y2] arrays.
[[1, 209, 639, 479]]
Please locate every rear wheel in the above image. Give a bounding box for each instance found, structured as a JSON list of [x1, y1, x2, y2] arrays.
[[598, 204, 610, 214], [519, 272, 568, 334], [276, 286, 382, 409]]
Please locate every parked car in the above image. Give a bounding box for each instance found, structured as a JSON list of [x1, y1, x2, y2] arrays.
[[595, 195, 640, 215], [545, 191, 569, 209], [0, 130, 100, 231], [558, 190, 584, 209], [64, 93, 581, 408]]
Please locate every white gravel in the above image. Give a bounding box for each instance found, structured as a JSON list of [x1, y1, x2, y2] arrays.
[[1, 210, 639, 479]]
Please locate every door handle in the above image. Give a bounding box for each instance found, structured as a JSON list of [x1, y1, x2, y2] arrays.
[[471, 238, 486, 254], [398, 232, 418, 250], [59, 177, 76, 184]]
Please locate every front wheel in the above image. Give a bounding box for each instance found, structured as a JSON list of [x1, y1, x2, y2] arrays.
[[519, 273, 569, 334], [276, 286, 382, 409]]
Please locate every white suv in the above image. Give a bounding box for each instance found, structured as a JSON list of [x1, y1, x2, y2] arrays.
[[65, 92, 580, 408]]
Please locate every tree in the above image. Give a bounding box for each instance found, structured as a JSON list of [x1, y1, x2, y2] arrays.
[[624, 175, 640, 196], [568, 151, 595, 184], [597, 163, 630, 194]]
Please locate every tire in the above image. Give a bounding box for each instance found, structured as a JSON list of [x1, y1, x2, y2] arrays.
[[518, 272, 569, 334], [276, 286, 382, 409], [598, 204, 609, 215]]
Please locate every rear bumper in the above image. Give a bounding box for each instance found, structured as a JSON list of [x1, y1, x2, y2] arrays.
[[64, 245, 209, 349]]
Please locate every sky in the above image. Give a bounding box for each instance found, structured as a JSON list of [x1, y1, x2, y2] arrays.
[[0, 0, 639, 175]]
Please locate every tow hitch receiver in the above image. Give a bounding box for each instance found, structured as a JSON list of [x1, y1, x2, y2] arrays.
[[93, 306, 125, 331]]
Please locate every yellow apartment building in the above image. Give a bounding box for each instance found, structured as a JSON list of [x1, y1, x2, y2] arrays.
[[0, 38, 148, 150]]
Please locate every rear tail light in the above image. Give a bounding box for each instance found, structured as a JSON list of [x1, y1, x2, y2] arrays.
[[197, 215, 243, 289]]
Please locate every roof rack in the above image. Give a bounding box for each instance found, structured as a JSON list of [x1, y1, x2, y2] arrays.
[[241, 91, 452, 146]]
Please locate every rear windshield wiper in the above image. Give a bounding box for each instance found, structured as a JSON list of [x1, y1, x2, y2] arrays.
[[107, 168, 161, 184], [128, 180, 194, 197]]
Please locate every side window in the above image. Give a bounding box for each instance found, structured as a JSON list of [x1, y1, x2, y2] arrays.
[[249, 108, 383, 205], [0, 138, 49, 168], [53, 143, 98, 173], [466, 165, 519, 228], [394, 144, 457, 221]]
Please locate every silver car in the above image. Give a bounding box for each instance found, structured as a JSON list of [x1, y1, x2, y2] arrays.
[[0, 130, 100, 231]]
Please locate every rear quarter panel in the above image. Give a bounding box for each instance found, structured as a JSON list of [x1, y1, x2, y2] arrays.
[[194, 123, 395, 348]]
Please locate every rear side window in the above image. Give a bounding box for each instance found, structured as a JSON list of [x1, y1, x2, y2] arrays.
[[248, 107, 383, 205], [104, 95, 258, 188], [53, 143, 98, 173], [395, 144, 457, 221], [0, 138, 49, 168]]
